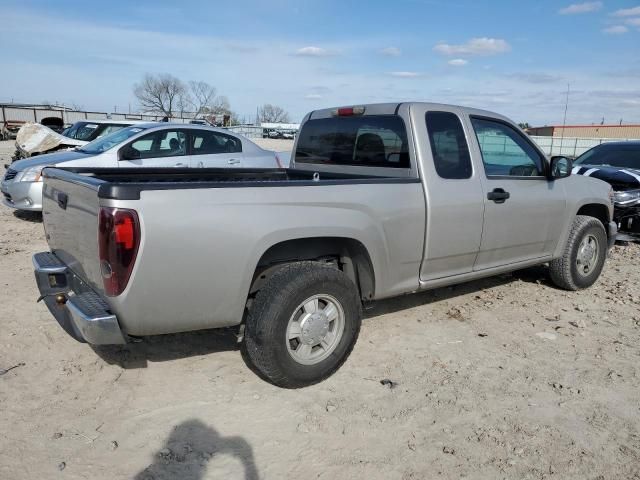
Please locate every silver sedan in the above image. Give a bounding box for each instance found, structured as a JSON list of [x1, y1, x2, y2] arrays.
[[2, 123, 285, 212]]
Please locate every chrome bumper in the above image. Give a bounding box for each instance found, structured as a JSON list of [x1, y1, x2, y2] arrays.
[[33, 252, 127, 345]]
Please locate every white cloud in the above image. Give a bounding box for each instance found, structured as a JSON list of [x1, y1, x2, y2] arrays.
[[304, 93, 323, 99], [294, 46, 334, 57], [379, 46, 401, 56], [388, 71, 421, 78], [433, 38, 511, 56], [625, 17, 640, 26], [603, 25, 629, 34], [558, 2, 602, 15], [611, 6, 640, 16], [448, 59, 468, 66]]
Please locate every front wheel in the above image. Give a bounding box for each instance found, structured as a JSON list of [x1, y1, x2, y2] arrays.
[[549, 215, 608, 291], [243, 261, 362, 388]]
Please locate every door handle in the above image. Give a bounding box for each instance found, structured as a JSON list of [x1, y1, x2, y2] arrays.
[[487, 188, 510, 203], [173, 162, 187, 168], [228, 159, 240, 165]]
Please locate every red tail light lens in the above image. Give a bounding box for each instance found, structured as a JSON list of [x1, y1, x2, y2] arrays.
[[98, 207, 140, 296], [332, 106, 366, 117]]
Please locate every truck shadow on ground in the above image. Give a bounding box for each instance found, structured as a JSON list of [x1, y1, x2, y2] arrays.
[[93, 267, 552, 369], [364, 266, 552, 318], [92, 327, 239, 369], [134, 419, 259, 480], [12, 210, 42, 223]]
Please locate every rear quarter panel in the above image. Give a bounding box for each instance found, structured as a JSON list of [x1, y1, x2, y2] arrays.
[[107, 182, 425, 336]]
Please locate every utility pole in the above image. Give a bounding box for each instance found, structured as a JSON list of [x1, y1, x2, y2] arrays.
[[559, 83, 570, 156]]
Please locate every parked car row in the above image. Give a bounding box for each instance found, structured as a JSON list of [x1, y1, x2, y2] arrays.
[[263, 129, 296, 139], [2, 123, 286, 211], [24, 102, 617, 388], [12, 119, 149, 160]]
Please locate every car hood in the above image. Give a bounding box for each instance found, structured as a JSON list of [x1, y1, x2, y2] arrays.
[[573, 164, 640, 190], [10, 150, 94, 171], [15, 122, 86, 155]]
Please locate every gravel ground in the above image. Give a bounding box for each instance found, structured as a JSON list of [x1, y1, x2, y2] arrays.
[[1, 139, 639, 479]]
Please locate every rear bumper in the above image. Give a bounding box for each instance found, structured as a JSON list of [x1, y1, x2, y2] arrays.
[[33, 252, 127, 345]]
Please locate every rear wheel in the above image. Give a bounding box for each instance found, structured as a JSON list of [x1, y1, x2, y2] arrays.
[[243, 261, 362, 388], [549, 215, 607, 290]]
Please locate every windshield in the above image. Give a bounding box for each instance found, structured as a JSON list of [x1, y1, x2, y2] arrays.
[[574, 144, 640, 169], [78, 126, 148, 154]]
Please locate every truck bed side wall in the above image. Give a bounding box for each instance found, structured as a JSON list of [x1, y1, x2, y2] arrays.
[[106, 181, 425, 336]]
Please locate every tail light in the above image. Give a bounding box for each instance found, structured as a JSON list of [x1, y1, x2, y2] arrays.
[[98, 207, 140, 296]]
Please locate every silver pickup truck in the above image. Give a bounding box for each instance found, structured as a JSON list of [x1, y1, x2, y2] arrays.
[[33, 102, 616, 388]]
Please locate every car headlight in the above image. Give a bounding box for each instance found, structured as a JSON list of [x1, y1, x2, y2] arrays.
[[18, 167, 43, 182], [613, 189, 640, 206]]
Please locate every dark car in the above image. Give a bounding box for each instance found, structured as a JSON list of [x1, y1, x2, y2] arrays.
[[573, 141, 640, 240]]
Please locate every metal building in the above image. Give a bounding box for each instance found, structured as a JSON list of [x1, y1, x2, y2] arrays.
[[527, 124, 640, 140]]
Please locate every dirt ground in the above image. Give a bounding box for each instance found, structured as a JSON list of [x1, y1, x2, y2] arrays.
[[1, 139, 639, 480]]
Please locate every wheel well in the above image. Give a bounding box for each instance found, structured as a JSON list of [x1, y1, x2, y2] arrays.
[[251, 237, 375, 301], [577, 204, 609, 229]]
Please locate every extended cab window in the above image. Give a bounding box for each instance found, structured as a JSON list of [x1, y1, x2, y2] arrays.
[[426, 112, 472, 179], [128, 130, 187, 159], [295, 115, 409, 168], [471, 118, 544, 177], [191, 130, 242, 155]]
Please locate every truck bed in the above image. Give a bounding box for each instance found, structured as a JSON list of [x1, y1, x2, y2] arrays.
[[43, 167, 416, 200], [40, 166, 425, 337]]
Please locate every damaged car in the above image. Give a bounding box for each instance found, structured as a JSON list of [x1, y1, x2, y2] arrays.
[[573, 141, 640, 240], [12, 120, 147, 160]]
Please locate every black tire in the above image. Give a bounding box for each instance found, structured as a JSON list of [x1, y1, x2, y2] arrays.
[[549, 215, 607, 291], [243, 261, 362, 388]]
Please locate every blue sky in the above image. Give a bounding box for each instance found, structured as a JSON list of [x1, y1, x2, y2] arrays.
[[1, 0, 639, 124]]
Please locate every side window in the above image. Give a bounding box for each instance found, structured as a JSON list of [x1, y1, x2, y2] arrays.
[[191, 130, 242, 155], [129, 130, 187, 159], [426, 111, 472, 179], [471, 118, 544, 177]]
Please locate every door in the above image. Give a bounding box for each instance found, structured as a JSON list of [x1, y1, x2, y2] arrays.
[[118, 128, 189, 167], [416, 108, 485, 281], [188, 129, 243, 168], [468, 117, 566, 270]]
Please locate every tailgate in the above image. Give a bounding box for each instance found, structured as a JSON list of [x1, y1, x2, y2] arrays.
[[42, 171, 104, 294]]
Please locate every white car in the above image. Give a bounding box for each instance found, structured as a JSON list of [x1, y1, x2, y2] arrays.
[[14, 119, 149, 159], [2, 123, 285, 212]]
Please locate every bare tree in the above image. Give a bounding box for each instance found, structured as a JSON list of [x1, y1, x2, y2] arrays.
[[258, 104, 290, 123], [134, 73, 187, 117]]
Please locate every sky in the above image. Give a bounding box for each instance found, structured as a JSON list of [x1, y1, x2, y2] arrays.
[[0, 0, 639, 125]]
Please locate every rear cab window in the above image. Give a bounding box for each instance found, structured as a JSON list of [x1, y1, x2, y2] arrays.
[[426, 111, 472, 179], [294, 116, 410, 169]]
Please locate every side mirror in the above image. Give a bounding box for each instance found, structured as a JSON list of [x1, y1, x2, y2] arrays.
[[550, 156, 572, 179], [119, 146, 140, 161]]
